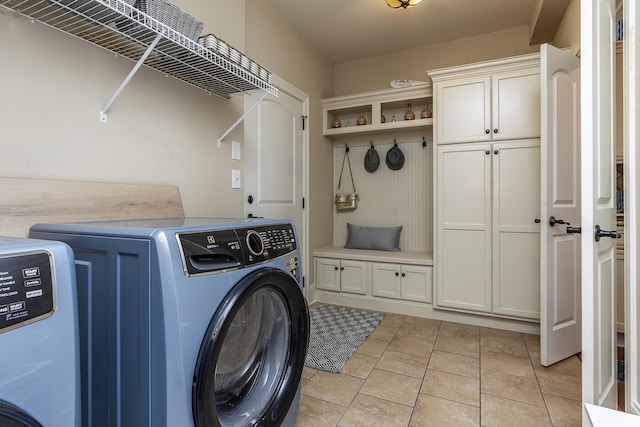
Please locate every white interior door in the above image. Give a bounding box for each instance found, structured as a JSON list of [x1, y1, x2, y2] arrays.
[[624, 0, 640, 415], [540, 44, 582, 366], [244, 87, 305, 225], [244, 79, 308, 292], [581, 0, 618, 419]]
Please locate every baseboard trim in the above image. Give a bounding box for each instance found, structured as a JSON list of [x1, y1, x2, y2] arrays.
[[311, 289, 540, 335]]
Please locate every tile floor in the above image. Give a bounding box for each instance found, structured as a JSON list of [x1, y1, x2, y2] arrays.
[[295, 310, 582, 427]]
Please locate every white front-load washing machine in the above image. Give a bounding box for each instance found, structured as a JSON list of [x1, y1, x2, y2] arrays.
[[0, 237, 81, 427], [30, 218, 309, 427]]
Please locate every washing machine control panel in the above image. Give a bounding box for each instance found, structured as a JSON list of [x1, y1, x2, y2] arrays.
[[0, 251, 55, 333], [177, 223, 298, 276]]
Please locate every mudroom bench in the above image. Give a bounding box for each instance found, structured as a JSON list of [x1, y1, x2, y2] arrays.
[[312, 245, 433, 317]]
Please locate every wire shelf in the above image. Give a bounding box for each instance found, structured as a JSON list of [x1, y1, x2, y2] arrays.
[[1, 0, 278, 99]]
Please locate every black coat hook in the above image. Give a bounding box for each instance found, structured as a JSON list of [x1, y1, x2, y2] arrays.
[[393, 139, 398, 147], [345, 143, 349, 153], [422, 137, 427, 148]]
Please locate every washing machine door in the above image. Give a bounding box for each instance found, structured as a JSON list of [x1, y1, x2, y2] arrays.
[[192, 268, 309, 427], [0, 400, 43, 427]]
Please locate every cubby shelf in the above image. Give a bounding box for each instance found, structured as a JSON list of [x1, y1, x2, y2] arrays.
[[322, 83, 433, 138]]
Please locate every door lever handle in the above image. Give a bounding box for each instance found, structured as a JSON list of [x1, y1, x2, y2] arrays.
[[566, 226, 582, 234], [549, 216, 570, 226], [594, 225, 619, 242]]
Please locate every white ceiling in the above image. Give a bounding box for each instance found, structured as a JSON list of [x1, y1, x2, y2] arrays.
[[269, 0, 539, 63]]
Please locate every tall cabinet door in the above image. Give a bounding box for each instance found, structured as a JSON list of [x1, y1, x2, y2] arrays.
[[435, 144, 492, 312], [492, 140, 541, 319]]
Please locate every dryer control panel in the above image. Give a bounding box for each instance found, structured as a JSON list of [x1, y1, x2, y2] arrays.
[[177, 223, 298, 276], [0, 251, 55, 333]]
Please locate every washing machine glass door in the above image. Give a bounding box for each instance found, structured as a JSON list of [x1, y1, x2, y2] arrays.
[[193, 268, 309, 427], [0, 400, 43, 427]]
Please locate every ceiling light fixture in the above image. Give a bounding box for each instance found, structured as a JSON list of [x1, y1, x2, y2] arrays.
[[385, 0, 423, 9]]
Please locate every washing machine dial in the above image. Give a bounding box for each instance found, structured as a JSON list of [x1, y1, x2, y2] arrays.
[[245, 230, 264, 256]]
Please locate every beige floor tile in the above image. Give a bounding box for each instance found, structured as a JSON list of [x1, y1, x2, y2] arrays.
[[536, 371, 582, 401], [409, 394, 479, 427], [480, 335, 529, 357], [434, 334, 480, 358], [481, 394, 551, 427], [481, 350, 536, 378], [340, 353, 378, 379], [523, 333, 541, 352], [360, 369, 421, 407], [544, 394, 582, 427], [438, 321, 480, 339], [530, 351, 582, 377], [302, 366, 318, 379], [378, 313, 406, 330], [387, 335, 434, 358], [338, 394, 412, 427], [296, 394, 346, 427], [396, 323, 439, 341], [428, 350, 480, 379], [480, 326, 524, 339], [481, 370, 545, 407], [421, 368, 480, 407], [302, 371, 364, 407], [355, 337, 389, 358], [402, 315, 442, 328], [376, 349, 428, 378], [368, 325, 398, 342]]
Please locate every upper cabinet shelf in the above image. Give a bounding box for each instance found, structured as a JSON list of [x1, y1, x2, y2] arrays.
[[322, 84, 432, 138], [0, 0, 278, 99]]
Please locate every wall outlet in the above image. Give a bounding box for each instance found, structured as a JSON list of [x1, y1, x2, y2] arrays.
[[232, 170, 241, 189]]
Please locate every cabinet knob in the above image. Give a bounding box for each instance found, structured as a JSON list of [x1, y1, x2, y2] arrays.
[[334, 266, 339, 271], [493, 129, 499, 134], [395, 272, 399, 276], [494, 149, 499, 155], [534, 218, 541, 223], [340, 267, 345, 271], [485, 149, 490, 155], [485, 129, 490, 134], [401, 272, 406, 277]]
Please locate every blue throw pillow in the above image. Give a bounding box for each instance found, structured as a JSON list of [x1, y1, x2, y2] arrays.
[[344, 223, 402, 252]]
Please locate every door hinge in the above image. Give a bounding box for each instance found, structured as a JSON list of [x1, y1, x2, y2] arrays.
[[618, 360, 625, 382], [302, 197, 305, 209], [302, 115, 308, 131], [302, 276, 306, 288]]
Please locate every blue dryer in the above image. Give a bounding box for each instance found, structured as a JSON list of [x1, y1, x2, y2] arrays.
[[30, 218, 309, 427], [0, 237, 81, 427]]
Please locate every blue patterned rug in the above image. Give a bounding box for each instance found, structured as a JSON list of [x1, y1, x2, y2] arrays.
[[304, 304, 385, 372]]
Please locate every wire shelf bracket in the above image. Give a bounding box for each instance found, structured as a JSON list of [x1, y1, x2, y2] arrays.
[[217, 91, 269, 148], [100, 33, 162, 122]]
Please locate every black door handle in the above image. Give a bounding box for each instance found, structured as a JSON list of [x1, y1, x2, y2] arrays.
[[566, 226, 582, 234], [247, 195, 254, 204], [549, 216, 570, 226], [595, 225, 619, 242]]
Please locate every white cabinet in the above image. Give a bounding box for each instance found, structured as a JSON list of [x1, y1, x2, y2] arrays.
[[371, 263, 432, 303], [430, 55, 540, 144], [322, 84, 433, 137], [435, 139, 541, 319], [315, 258, 367, 295]]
